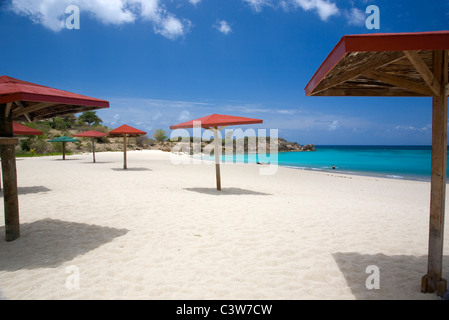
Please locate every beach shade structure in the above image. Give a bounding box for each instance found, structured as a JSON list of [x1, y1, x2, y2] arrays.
[[47, 136, 80, 160], [170, 114, 263, 191], [305, 31, 449, 296], [109, 125, 146, 170], [74, 130, 108, 163], [0, 75, 109, 241]]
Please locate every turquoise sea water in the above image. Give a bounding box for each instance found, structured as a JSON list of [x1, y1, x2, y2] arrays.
[[218, 146, 449, 181]]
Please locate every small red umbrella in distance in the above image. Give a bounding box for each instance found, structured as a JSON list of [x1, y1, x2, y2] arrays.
[[170, 114, 263, 191], [74, 130, 108, 163], [109, 125, 146, 169]]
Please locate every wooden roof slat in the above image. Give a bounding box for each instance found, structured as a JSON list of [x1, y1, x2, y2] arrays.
[[404, 50, 442, 96], [364, 70, 434, 96], [12, 101, 55, 119], [312, 51, 405, 95]]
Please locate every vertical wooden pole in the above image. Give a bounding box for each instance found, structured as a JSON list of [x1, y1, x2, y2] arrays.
[[62, 142, 66, 160], [422, 50, 448, 296], [92, 138, 96, 163], [0, 103, 20, 241], [123, 135, 127, 170], [213, 128, 221, 191]]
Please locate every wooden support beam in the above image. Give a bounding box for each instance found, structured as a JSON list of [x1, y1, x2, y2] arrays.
[[92, 138, 96, 163], [4, 103, 12, 117], [62, 142, 66, 160], [404, 51, 442, 97], [0, 104, 20, 242], [313, 51, 405, 95], [364, 70, 434, 96], [12, 101, 54, 119], [213, 128, 221, 191], [421, 50, 448, 297], [123, 135, 127, 170]]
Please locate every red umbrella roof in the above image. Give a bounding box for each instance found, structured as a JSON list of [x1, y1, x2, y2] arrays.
[[0, 76, 109, 121], [74, 130, 108, 138], [109, 125, 146, 136], [170, 114, 263, 129], [13, 122, 43, 136]]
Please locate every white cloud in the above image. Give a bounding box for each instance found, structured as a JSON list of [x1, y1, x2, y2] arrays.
[[291, 0, 339, 21], [154, 14, 190, 40], [345, 7, 365, 26], [328, 120, 339, 131], [178, 110, 191, 122], [152, 111, 163, 121], [243, 0, 273, 12], [214, 20, 232, 35], [243, 0, 339, 20], [394, 124, 431, 132], [111, 114, 121, 126], [188, 0, 202, 5], [9, 0, 190, 39]]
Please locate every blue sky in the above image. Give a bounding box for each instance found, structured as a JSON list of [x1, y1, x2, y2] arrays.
[[0, 0, 448, 145]]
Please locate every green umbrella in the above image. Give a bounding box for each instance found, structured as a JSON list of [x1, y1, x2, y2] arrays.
[[47, 136, 80, 160]]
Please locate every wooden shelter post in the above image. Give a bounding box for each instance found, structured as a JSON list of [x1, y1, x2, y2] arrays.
[[0, 103, 20, 241], [422, 50, 448, 296], [92, 138, 96, 163], [123, 135, 127, 170], [213, 128, 221, 191]]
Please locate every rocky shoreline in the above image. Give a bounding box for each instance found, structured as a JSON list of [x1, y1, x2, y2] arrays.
[[147, 137, 316, 154]]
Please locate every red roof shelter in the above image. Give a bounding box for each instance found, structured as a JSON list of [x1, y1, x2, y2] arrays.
[[171, 114, 263, 129], [0, 76, 109, 241], [305, 31, 449, 296], [171, 114, 263, 191], [109, 125, 146, 169], [74, 130, 108, 163]]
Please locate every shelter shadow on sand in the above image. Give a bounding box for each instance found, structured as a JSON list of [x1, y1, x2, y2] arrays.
[[0, 186, 51, 196], [0, 218, 129, 271], [80, 162, 114, 164], [332, 252, 449, 300], [111, 167, 152, 172], [184, 187, 272, 196]]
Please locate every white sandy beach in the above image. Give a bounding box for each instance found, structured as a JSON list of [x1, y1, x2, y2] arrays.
[[0, 150, 448, 300]]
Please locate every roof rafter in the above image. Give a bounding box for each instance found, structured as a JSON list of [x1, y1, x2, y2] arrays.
[[12, 101, 55, 119], [404, 50, 442, 96], [364, 70, 434, 96]]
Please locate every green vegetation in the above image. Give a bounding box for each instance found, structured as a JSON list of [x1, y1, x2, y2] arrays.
[[15, 111, 109, 157], [153, 129, 167, 142], [77, 111, 103, 126]]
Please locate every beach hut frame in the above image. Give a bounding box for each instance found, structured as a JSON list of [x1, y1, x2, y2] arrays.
[[47, 136, 81, 160], [207, 126, 227, 191], [74, 131, 108, 163], [304, 31, 449, 296], [109, 125, 146, 170], [0, 76, 109, 242], [170, 114, 263, 191]]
